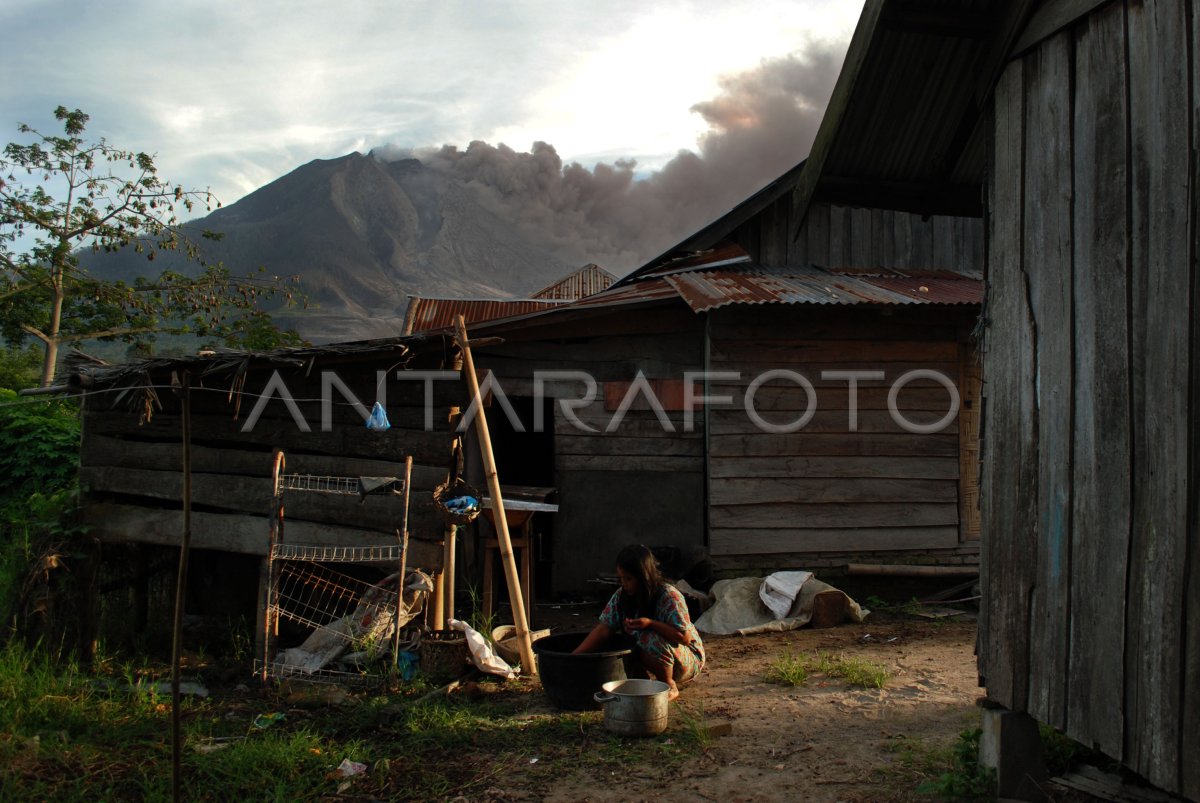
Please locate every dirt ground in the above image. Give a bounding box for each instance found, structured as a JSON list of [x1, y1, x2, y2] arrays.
[[492, 612, 981, 802]]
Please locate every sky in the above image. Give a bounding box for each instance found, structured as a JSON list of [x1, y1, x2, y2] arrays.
[[1, 0, 863, 214]]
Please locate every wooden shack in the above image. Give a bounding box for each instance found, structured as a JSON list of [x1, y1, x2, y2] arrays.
[[456, 186, 984, 592], [802, 0, 1199, 797], [61, 336, 464, 648]]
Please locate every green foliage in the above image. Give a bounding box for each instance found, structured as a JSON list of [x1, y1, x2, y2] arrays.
[[0, 389, 80, 499], [0, 389, 81, 633], [916, 727, 996, 800], [1, 106, 302, 385], [219, 310, 307, 351], [765, 650, 891, 690], [0, 343, 42, 390]]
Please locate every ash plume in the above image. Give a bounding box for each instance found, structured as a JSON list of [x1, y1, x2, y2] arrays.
[[374, 42, 843, 273]]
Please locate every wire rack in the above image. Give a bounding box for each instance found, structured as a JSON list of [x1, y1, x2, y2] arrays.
[[278, 474, 404, 495], [272, 561, 395, 632], [254, 660, 386, 689], [272, 543, 407, 563]]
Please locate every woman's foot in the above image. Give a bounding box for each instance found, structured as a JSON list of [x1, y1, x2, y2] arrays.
[[667, 683, 680, 702]]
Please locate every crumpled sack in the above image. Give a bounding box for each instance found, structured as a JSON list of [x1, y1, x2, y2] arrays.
[[365, 402, 391, 431], [447, 618, 516, 679], [759, 571, 813, 620]]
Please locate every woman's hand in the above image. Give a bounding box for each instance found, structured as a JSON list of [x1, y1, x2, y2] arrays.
[[623, 617, 652, 633]]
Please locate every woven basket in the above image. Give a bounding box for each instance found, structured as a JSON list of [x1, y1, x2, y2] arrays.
[[432, 479, 482, 525], [419, 630, 469, 682]]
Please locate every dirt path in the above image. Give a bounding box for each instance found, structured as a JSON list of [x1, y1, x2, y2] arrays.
[[534, 618, 980, 803]]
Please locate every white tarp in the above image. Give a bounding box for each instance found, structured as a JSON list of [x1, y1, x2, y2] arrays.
[[695, 572, 869, 636]]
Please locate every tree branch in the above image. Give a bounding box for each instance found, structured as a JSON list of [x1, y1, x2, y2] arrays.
[[19, 323, 49, 343], [65, 324, 162, 341]]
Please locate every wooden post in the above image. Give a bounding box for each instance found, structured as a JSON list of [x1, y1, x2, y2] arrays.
[[432, 570, 445, 630], [393, 455, 412, 669], [170, 371, 193, 803], [444, 525, 457, 622], [453, 315, 536, 674]]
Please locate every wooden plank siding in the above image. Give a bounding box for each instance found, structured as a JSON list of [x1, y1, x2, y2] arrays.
[[77, 358, 462, 573], [706, 306, 977, 560], [981, 1, 1198, 796], [1066, 0, 1130, 760], [740, 196, 984, 271]]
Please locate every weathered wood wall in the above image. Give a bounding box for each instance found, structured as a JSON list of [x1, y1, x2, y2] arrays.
[[732, 198, 984, 270], [79, 350, 461, 574], [473, 307, 706, 594], [980, 1, 1199, 796], [705, 305, 980, 568]]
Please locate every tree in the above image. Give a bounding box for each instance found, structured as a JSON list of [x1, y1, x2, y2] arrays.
[[0, 106, 301, 387]]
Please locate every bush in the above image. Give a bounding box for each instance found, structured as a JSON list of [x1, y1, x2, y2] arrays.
[[0, 389, 81, 636], [0, 389, 80, 501]]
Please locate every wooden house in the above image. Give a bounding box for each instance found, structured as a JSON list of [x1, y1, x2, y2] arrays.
[[459, 184, 984, 592], [802, 0, 1199, 797]]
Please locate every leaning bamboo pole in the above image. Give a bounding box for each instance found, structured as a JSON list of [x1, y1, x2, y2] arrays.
[[453, 315, 536, 675]]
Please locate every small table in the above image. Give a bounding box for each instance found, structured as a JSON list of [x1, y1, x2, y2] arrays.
[[480, 488, 557, 626]]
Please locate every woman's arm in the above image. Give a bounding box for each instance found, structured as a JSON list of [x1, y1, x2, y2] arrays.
[[624, 617, 689, 645], [573, 622, 615, 654]]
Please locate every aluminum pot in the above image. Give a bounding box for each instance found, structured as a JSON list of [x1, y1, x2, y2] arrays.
[[593, 678, 670, 737]]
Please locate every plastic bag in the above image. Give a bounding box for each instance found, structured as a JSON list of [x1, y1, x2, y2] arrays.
[[365, 402, 391, 431], [447, 618, 516, 679]]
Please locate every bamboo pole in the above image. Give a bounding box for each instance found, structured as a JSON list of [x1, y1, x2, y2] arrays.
[[453, 315, 536, 675], [263, 450, 285, 681], [444, 525, 457, 622], [393, 455, 413, 669]]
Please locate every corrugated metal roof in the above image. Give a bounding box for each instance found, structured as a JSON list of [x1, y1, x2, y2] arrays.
[[531, 264, 618, 299], [664, 264, 981, 313], [403, 297, 570, 333], [561, 277, 682, 310]]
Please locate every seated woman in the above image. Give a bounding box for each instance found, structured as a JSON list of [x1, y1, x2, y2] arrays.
[[573, 543, 704, 701]]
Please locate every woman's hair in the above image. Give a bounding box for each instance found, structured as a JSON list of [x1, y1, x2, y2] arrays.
[[616, 543, 665, 618]]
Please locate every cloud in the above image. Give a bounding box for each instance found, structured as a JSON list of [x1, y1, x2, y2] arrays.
[[374, 42, 843, 273]]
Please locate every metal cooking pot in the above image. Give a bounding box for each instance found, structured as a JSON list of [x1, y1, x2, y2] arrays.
[[593, 678, 670, 737]]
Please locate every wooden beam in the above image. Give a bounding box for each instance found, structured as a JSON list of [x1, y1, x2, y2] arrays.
[[1010, 0, 1118, 59], [79, 502, 443, 567]]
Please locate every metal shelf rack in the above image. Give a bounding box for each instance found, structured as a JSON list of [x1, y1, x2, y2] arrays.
[[261, 449, 414, 683]]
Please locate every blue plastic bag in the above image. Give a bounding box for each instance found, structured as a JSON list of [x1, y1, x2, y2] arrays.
[[365, 402, 391, 431]]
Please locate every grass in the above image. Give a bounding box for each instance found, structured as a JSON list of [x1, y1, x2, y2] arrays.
[[764, 653, 810, 686], [765, 650, 891, 690], [0, 640, 706, 801]]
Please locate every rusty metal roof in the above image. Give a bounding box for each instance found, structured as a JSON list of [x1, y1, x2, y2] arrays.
[[531, 264, 618, 299], [663, 264, 982, 313], [403, 296, 570, 333]]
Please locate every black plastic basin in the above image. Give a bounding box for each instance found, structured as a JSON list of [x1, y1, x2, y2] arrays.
[[533, 632, 639, 711]]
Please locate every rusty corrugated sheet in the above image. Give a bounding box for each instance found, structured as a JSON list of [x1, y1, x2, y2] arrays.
[[564, 277, 681, 310], [531, 264, 618, 300], [404, 297, 569, 333], [664, 266, 982, 313]]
